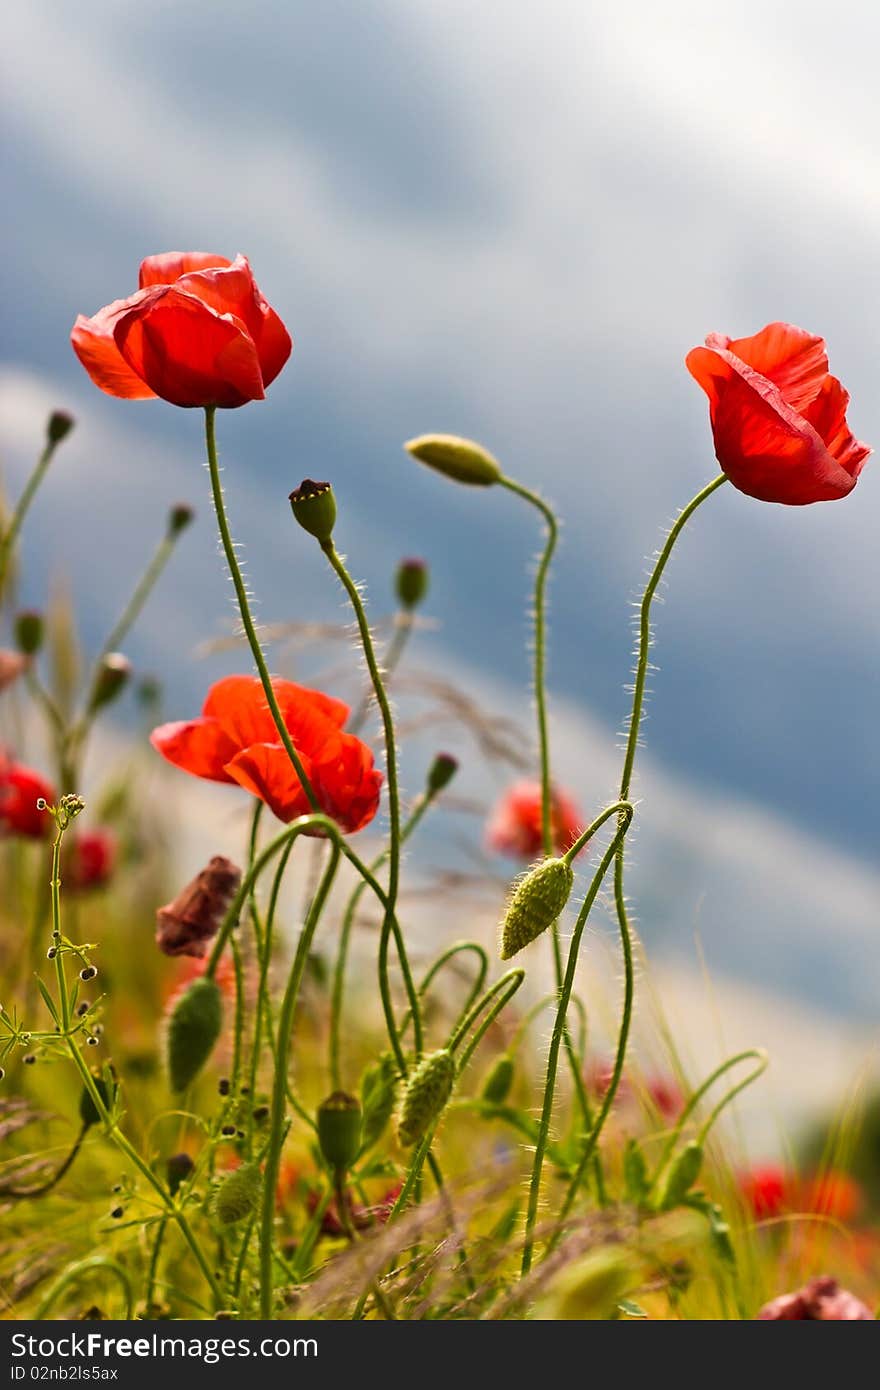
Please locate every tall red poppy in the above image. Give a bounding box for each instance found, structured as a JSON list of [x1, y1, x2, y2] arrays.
[[64, 828, 117, 892], [71, 253, 291, 408], [0, 753, 54, 839], [151, 675, 382, 834], [686, 323, 870, 504], [486, 779, 582, 859]]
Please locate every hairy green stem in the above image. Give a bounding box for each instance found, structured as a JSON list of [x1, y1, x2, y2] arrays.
[[0, 430, 66, 601]]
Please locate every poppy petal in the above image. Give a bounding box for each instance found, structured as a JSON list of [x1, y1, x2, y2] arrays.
[[312, 734, 384, 833], [150, 717, 240, 783], [203, 675, 349, 746], [224, 742, 315, 824], [139, 252, 232, 289], [176, 255, 291, 388], [114, 287, 265, 408], [71, 295, 159, 400], [802, 375, 871, 482], [721, 323, 829, 413]]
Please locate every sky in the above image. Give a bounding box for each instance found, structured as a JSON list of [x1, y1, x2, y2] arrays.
[[2, 1, 878, 1111]]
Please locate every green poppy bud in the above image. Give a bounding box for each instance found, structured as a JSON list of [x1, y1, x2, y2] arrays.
[[289, 479, 337, 542], [14, 610, 44, 656], [166, 1152, 195, 1196], [397, 1049, 456, 1147], [657, 1141, 703, 1211], [166, 977, 223, 1092], [534, 1247, 636, 1321], [359, 1053, 399, 1152], [500, 857, 574, 960], [88, 653, 131, 713], [317, 1091, 363, 1173], [426, 752, 458, 796], [481, 1054, 515, 1105], [79, 1074, 113, 1129], [395, 557, 429, 610], [404, 434, 501, 487], [215, 1161, 261, 1225], [47, 411, 75, 445]]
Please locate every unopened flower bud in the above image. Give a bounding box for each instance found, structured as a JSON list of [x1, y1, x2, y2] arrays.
[[89, 653, 131, 713], [481, 1054, 515, 1105], [657, 1141, 704, 1211], [289, 479, 336, 542], [499, 857, 574, 960], [215, 1161, 261, 1225], [534, 1247, 636, 1321], [167, 503, 195, 537], [0, 649, 28, 693], [359, 1053, 399, 1152], [47, 411, 75, 445], [395, 557, 429, 610], [317, 1091, 363, 1173], [404, 434, 501, 487], [14, 610, 44, 656], [426, 753, 458, 796], [166, 1152, 195, 1195], [166, 976, 223, 1092], [397, 1049, 456, 1146]]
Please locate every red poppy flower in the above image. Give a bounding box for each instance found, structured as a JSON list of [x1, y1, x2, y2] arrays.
[[151, 675, 382, 834], [64, 828, 117, 892], [686, 322, 870, 504], [486, 779, 582, 859], [740, 1164, 790, 1221], [71, 253, 291, 408], [799, 1170, 863, 1224], [0, 753, 54, 839], [645, 1074, 683, 1121]]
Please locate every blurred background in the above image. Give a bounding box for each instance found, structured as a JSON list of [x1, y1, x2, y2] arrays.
[[2, 0, 878, 1146]]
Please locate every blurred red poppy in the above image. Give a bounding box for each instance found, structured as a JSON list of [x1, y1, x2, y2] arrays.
[[151, 675, 382, 834], [71, 253, 291, 408], [486, 779, 582, 858], [687, 322, 870, 504], [0, 754, 54, 839], [645, 1074, 683, 1121], [740, 1164, 789, 1221], [0, 650, 29, 693], [64, 828, 117, 892], [799, 1170, 863, 1224]]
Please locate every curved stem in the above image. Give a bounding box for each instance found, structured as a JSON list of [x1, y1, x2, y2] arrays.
[[259, 844, 340, 1319], [319, 540, 417, 1070], [34, 1257, 133, 1321], [499, 475, 561, 976], [397, 941, 489, 1044], [521, 803, 633, 1274], [203, 406, 320, 811], [0, 1124, 86, 1198]]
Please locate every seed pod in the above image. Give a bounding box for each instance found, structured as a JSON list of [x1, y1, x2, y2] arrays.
[[404, 434, 501, 487], [500, 857, 574, 960], [47, 410, 75, 444], [14, 611, 44, 656], [426, 753, 458, 797], [657, 1141, 704, 1211], [360, 1053, 399, 1152], [395, 557, 429, 610], [215, 1161, 261, 1225], [317, 1091, 363, 1173], [167, 503, 195, 537], [79, 1074, 112, 1128], [397, 1049, 455, 1147], [166, 1152, 195, 1196], [289, 479, 336, 542], [166, 977, 223, 1092], [480, 1054, 515, 1105]]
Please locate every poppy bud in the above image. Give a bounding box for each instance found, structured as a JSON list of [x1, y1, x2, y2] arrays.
[[289, 479, 336, 542], [359, 1053, 399, 1152], [156, 856, 242, 959], [404, 434, 501, 487], [89, 653, 131, 713], [426, 752, 458, 797], [166, 1152, 195, 1196], [499, 857, 574, 960], [47, 410, 75, 445], [657, 1141, 703, 1211], [397, 1049, 456, 1147], [534, 1247, 636, 1321], [395, 557, 429, 610], [215, 1161, 262, 1225], [167, 503, 195, 538], [166, 976, 223, 1092], [79, 1074, 113, 1129], [481, 1054, 515, 1105], [317, 1091, 363, 1174], [623, 1138, 649, 1206], [14, 611, 44, 656]]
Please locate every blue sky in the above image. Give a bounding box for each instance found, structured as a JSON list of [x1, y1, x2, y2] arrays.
[[2, 1, 879, 1057]]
